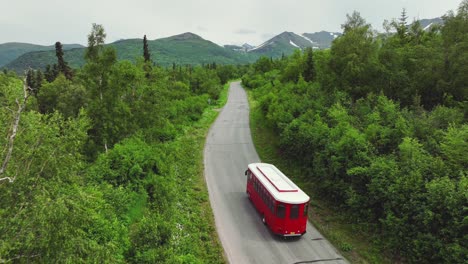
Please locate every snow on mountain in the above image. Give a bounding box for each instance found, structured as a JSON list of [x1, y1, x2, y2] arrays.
[[249, 41, 271, 51], [246, 30, 341, 56], [242, 43, 254, 50], [418, 17, 443, 31], [423, 23, 433, 31], [289, 40, 300, 48], [299, 34, 316, 45]]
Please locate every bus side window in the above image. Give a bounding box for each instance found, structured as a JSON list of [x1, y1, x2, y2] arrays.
[[276, 204, 285, 219], [304, 203, 309, 216], [290, 205, 299, 219], [246, 170, 252, 180]]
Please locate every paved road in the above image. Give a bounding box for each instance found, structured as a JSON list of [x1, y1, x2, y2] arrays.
[[204, 82, 348, 264]]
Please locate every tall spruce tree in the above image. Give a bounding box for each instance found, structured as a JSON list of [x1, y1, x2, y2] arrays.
[[55, 41, 72, 80], [55, 42, 65, 71], [143, 35, 151, 63], [142, 35, 152, 78], [392, 8, 409, 44]]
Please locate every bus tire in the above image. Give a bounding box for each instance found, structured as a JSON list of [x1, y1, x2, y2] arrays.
[[262, 215, 266, 225]]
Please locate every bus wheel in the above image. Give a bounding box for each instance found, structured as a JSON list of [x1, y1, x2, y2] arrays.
[[262, 215, 266, 225]]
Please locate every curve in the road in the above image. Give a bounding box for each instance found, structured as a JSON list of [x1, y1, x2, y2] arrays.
[[204, 81, 348, 264]]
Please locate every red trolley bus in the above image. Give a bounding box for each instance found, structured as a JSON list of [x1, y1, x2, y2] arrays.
[[245, 163, 310, 237]]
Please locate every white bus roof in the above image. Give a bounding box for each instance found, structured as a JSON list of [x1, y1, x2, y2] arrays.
[[248, 163, 310, 204]]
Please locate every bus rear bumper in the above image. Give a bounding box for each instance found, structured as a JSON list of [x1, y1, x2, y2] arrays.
[[282, 231, 306, 237]]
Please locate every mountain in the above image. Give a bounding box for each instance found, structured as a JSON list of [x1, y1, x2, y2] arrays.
[[224, 44, 245, 52], [302, 31, 342, 49], [247, 31, 341, 57], [248, 31, 312, 57], [224, 43, 255, 52], [4, 33, 258, 73], [242, 43, 254, 50], [0, 42, 83, 68], [3, 17, 440, 73], [150, 33, 257, 65], [417, 17, 444, 31]]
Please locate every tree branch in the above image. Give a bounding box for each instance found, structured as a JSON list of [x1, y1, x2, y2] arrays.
[[0, 78, 30, 182]]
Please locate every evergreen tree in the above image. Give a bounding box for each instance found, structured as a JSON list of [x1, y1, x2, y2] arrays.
[[55, 41, 73, 80], [303, 47, 315, 82], [55, 42, 65, 71], [143, 35, 151, 63], [142, 35, 152, 78], [34, 70, 43, 96], [392, 8, 409, 44], [26, 69, 34, 89], [25, 69, 43, 96], [44, 64, 57, 82]]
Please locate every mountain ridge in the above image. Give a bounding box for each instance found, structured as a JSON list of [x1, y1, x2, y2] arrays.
[[1, 17, 442, 73], [0, 42, 84, 67]]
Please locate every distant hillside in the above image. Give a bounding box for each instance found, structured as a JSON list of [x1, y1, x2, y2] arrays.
[[3, 18, 441, 73], [0, 42, 83, 68], [4, 33, 258, 73], [151, 33, 257, 65]]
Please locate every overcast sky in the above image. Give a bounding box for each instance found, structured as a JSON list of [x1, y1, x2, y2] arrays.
[[0, 0, 462, 46]]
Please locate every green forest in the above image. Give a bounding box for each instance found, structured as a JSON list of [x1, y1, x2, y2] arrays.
[[1, 2, 467, 263], [0, 24, 244, 263], [243, 3, 467, 264]]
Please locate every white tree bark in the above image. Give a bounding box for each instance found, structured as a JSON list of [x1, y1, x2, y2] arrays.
[[0, 79, 30, 183]]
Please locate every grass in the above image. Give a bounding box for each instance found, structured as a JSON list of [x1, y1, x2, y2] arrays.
[[246, 88, 391, 264], [173, 80, 235, 263]]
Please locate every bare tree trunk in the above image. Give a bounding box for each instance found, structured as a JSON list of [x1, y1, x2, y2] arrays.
[[0, 79, 30, 183]]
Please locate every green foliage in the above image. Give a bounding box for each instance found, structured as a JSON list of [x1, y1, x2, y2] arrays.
[[0, 23, 232, 262], [85, 23, 107, 62], [37, 74, 88, 117], [302, 47, 316, 82], [243, 4, 468, 262], [330, 12, 381, 100]]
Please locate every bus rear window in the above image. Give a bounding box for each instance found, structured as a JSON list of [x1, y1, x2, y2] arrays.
[[276, 204, 285, 219], [290, 205, 299, 219]]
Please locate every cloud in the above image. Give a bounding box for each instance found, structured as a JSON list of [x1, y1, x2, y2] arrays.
[[234, 28, 256, 34], [197, 26, 207, 32]]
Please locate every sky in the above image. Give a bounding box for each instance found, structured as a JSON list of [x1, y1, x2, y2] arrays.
[[0, 0, 463, 47]]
